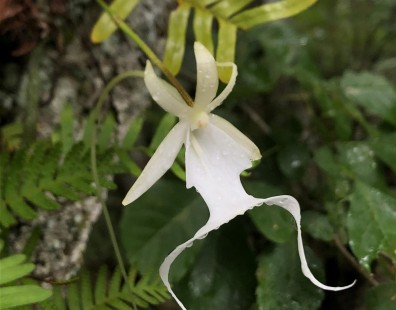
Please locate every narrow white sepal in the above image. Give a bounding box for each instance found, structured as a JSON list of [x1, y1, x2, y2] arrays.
[[144, 61, 191, 118], [122, 122, 187, 205], [193, 42, 219, 108], [263, 195, 357, 291], [207, 62, 237, 112], [210, 114, 261, 161]]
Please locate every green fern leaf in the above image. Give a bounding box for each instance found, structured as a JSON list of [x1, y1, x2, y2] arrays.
[[1, 104, 136, 228], [108, 267, 122, 297], [94, 266, 108, 305], [66, 282, 80, 310], [40, 266, 170, 309], [106, 299, 131, 310], [60, 104, 74, 157], [0, 255, 34, 285], [98, 115, 116, 151], [81, 271, 93, 310], [83, 113, 95, 151], [0, 242, 52, 309], [52, 286, 67, 310], [0, 285, 51, 310], [0, 199, 16, 228]]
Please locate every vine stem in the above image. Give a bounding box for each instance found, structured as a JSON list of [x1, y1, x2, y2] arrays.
[[333, 235, 379, 287], [95, 0, 194, 107], [90, 70, 144, 294]]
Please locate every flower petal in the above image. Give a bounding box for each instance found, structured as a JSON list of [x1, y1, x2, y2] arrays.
[[185, 124, 258, 218], [193, 42, 219, 108], [159, 124, 355, 308], [122, 121, 187, 205], [210, 114, 261, 161], [206, 62, 237, 112], [144, 61, 191, 118], [263, 195, 357, 291]]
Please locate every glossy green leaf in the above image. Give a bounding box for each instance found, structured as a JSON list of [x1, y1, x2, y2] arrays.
[[163, 3, 191, 75], [277, 144, 310, 179], [347, 182, 396, 270], [231, 0, 317, 30], [313, 82, 353, 140], [301, 211, 334, 242], [246, 182, 294, 243], [175, 220, 256, 310], [370, 132, 396, 173], [340, 71, 396, 126], [216, 19, 237, 83], [0, 285, 52, 309], [120, 180, 208, 282], [337, 142, 386, 189], [256, 241, 324, 310], [315, 143, 386, 189], [365, 283, 396, 310], [193, 8, 214, 54], [314, 146, 339, 176], [91, 0, 140, 43]]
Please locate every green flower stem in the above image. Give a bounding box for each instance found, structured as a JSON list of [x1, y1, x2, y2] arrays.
[[96, 0, 194, 107], [90, 70, 144, 293]]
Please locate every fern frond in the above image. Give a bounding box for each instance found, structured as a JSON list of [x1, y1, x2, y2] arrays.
[[0, 240, 52, 309], [39, 266, 170, 309], [164, 0, 317, 82], [0, 105, 141, 229]]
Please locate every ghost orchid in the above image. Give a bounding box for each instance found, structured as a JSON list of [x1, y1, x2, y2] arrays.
[[122, 42, 355, 310]]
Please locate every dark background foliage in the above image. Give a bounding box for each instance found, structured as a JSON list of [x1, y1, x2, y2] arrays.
[[1, 0, 395, 309]]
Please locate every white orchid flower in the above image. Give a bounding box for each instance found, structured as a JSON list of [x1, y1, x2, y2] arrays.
[[122, 42, 355, 309]]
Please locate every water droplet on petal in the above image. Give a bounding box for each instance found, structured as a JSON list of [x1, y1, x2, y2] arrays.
[[279, 198, 288, 205], [197, 233, 208, 240]]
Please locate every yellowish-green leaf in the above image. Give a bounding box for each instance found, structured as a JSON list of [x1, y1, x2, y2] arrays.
[[231, 0, 317, 30], [216, 19, 237, 83], [211, 0, 255, 18], [188, 0, 218, 6], [193, 8, 214, 54], [163, 3, 191, 75], [91, 0, 140, 43]]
